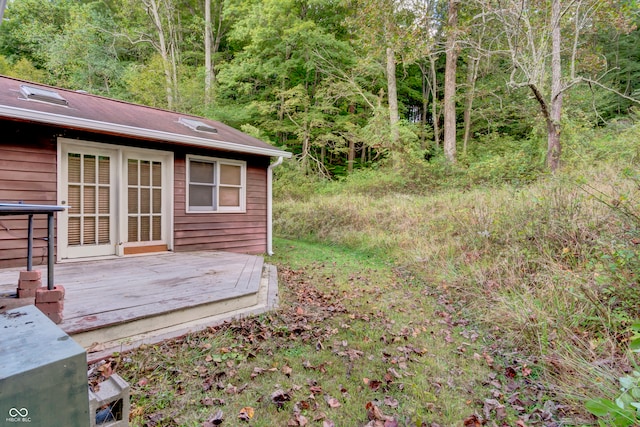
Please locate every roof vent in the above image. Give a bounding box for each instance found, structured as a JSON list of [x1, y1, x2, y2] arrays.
[[178, 117, 217, 134], [20, 85, 68, 106]]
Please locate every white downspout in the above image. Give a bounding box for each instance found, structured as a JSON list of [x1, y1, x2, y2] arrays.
[[266, 156, 284, 256]]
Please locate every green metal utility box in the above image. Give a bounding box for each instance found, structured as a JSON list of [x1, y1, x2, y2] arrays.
[[0, 305, 90, 427]]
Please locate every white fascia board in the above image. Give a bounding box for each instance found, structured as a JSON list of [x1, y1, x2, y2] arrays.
[[0, 105, 292, 158]]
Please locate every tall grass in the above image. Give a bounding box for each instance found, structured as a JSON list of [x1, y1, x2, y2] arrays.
[[273, 123, 640, 419]]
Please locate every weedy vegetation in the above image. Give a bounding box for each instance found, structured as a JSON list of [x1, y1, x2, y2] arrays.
[[105, 123, 640, 426]]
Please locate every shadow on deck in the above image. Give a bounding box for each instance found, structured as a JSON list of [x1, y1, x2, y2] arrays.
[[0, 251, 278, 361]]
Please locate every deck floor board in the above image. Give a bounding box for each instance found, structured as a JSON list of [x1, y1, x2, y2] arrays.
[[0, 251, 264, 336]]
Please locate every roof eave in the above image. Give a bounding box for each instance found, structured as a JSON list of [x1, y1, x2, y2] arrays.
[[0, 105, 292, 158]]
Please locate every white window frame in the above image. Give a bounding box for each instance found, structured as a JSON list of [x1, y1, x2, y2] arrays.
[[186, 155, 246, 213]]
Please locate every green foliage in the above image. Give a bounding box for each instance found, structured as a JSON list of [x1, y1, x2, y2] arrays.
[[585, 324, 640, 426], [45, 3, 126, 93], [272, 158, 326, 201], [121, 56, 168, 108], [0, 0, 72, 66], [463, 133, 545, 186], [4, 58, 47, 82], [597, 21, 640, 120], [320, 166, 413, 196], [2, 0, 640, 177]]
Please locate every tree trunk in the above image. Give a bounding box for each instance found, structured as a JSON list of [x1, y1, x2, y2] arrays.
[[204, 0, 212, 107], [347, 138, 355, 174], [168, 6, 179, 107], [418, 61, 432, 149], [443, 0, 459, 163], [429, 55, 440, 147], [144, 0, 175, 109], [462, 55, 479, 154], [207, 1, 226, 107], [386, 47, 399, 152], [348, 103, 356, 173], [547, 0, 562, 172]]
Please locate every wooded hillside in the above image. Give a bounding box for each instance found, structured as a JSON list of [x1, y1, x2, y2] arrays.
[[1, 0, 638, 176]]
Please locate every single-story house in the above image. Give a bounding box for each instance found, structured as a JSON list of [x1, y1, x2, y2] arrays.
[[0, 75, 291, 269]]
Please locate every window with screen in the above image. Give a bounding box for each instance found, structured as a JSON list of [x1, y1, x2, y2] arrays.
[[187, 156, 246, 212]]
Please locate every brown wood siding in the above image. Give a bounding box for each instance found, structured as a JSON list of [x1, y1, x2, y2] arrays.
[[173, 154, 268, 254], [0, 124, 57, 268], [0, 121, 272, 267]]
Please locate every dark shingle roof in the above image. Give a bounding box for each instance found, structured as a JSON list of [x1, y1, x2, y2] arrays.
[[0, 76, 290, 158]]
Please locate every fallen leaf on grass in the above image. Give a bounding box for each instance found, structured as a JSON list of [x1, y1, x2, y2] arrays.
[[322, 420, 335, 427], [365, 401, 397, 425], [225, 383, 248, 395], [325, 395, 341, 408], [366, 401, 385, 421], [313, 411, 327, 421], [238, 407, 254, 422], [364, 378, 382, 391], [251, 366, 277, 379], [146, 413, 164, 426], [200, 397, 225, 406], [482, 397, 506, 419], [302, 360, 327, 372], [202, 409, 224, 426], [383, 396, 399, 408], [309, 385, 323, 395], [287, 413, 308, 426], [294, 400, 312, 412], [282, 365, 293, 377], [271, 389, 291, 408], [197, 366, 210, 377], [462, 414, 483, 426], [483, 352, 494, 366], [387, 368, 402, 379]]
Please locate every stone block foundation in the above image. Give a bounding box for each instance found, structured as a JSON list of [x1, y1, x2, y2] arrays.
[[17, 270, 42, 297], [35, 285, 65, 324]]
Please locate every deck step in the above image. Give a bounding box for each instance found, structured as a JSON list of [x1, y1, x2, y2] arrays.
[[79, 264, 278, 362]]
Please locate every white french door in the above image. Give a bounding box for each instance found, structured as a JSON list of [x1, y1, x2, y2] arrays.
[[123, 156, 167, 253], [58, 139, 173, 260], [59, 144, 117, 259]]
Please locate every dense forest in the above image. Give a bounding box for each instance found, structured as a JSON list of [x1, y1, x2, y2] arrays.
[[1, 0, 638, 178]]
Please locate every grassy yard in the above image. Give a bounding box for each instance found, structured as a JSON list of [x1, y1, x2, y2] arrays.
[[100, 136, 640, 426], [107, 238, 548, 426]]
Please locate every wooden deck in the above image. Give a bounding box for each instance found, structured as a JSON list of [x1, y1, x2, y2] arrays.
[[0, 251, 279, 361]]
